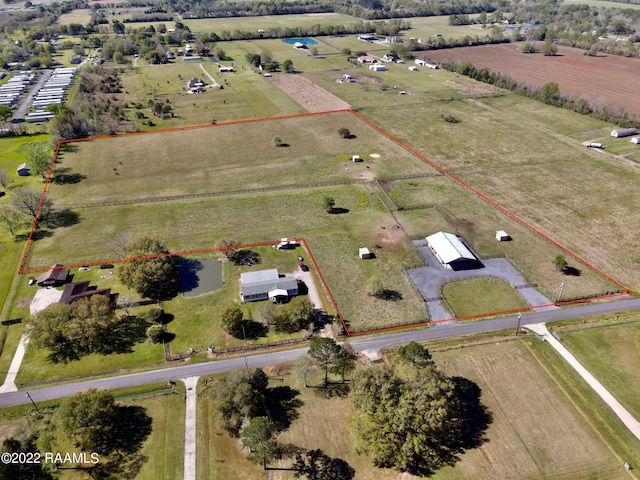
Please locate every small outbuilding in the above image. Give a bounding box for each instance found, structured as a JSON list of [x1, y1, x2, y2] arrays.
[[16, 163, 30, 176], [426, 231, 478, 270], [369, 64, 386, 71], [495, 230, 511, 241], [352, 155, 362, 162], [611, 128, 638, 138], [359, 247, 372, 259], [631, 137, 640, 144]]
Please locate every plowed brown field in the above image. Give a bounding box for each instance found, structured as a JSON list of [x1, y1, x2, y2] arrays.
[[425, 43, 640, 113]]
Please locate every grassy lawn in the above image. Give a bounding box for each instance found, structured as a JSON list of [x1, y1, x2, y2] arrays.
[[441, 277, 529, 318], [555, 319, 640, 420]]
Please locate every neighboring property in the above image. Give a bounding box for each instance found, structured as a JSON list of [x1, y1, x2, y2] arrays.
[[16, 163, 30, 176], [59, 281, 111, 305], [369, 64, 386, 71], [358, 55, 376, 64], [611, 128, 638, 138], [70, 55, 82, 65], [276, 238, 298, 250], [36, 264, 70, 287], [495, 230, 511, 241], [218, 66, 234, 72], [383, 53, 400, 62], [293, 42, 308, 50], [358, 34, 377, 42], [186, 77, 206, 92], [415, 59, 438, 69], [426, 231, 478, 270], [240, 268, 299, 303], [359, 247, 372, 259], [183, 56, 201, 62]]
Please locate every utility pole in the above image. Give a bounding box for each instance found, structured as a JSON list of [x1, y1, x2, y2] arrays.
[[515, 313, 522, 336], [25, 391, 41, 414]]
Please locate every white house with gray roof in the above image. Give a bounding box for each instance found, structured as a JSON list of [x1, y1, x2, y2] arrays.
[[240, 269, 298, 303]]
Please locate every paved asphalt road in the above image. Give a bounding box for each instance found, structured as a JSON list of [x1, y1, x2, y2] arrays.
[[3, 296, 639, 408]]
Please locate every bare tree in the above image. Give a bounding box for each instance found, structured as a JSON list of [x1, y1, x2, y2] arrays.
[[117, 292, 139, 317], [0, 206, 26, 237], [0, 169, 8, 189], [11, 187, 52, 218], [106, 231, 131, 258]]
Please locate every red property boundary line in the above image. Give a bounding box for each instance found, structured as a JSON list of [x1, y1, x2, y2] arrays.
[[349, 110, 632, 295], [16, 109, 632, 339], [17, 109, 351, 274]]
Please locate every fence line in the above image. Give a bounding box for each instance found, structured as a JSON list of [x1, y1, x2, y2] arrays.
[[65, 179, 370, 209]]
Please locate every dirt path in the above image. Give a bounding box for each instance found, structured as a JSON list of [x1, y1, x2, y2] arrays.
[[526, 323, 640, 443]]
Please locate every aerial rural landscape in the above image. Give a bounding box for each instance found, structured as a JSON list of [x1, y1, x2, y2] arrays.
[[0, 0, 639, 478]]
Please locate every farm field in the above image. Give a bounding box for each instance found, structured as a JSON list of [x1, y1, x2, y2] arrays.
[[260, 341, 626, 479], [425, 43, 640, 114], [183, 12, 363, 34], [558, 321, 640, 420], [359, 95, 640, 292]]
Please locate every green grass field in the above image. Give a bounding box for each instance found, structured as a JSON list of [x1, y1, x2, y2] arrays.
[[556, 320, 640, 420], [441, 277, 529, 317], [259, 340, 627, 479]]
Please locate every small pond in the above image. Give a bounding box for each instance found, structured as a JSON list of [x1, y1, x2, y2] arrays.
[[178, 259, 223, 297]]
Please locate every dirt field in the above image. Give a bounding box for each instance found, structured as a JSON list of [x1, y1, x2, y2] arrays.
[[425, 43, 640, 113], [270, 74, 351, 112]]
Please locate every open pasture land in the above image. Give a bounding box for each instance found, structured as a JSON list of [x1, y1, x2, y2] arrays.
[[183, 13, 362, 35], [120, 62, 305, 128], [27, 186, 427, 333], [361, 95, 640, 292], [399, 14, 490, 42], [426, 43, 640, 114], [266, 341, 624, 479], [49, 111, 431, 206], [304, 65, 475, 110], [56, 9, 93, 26], [563, 0, 640, 9], [558, 320, 640, 420]]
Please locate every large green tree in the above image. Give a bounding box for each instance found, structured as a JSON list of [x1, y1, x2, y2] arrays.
[[219, 304, 245, 336], [241, 416, 281, 469], [349, 358, 491, 476], [24, 141, 52, 179], [308, 337, 341, 387], [331, 342, 357, 382], [27, 295, 120, 363], [214, 368, 269, 436], [117, 237, 181, 300], [275, 296, 315, 333]]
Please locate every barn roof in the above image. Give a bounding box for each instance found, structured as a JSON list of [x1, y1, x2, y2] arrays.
[[426, 232, 476, 264]]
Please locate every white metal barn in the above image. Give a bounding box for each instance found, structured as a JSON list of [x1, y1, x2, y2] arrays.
[[426, 231, 478, 270], [611, 128, 638, 138]]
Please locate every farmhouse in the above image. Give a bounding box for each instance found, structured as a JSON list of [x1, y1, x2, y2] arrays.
[[426, 231, 478, 270], [369, 64, 386, 72], [358, 55, 376, 64], [240, 269, 298, 303], [36, 264, 70, 287], [16, 163, 30, 176], [59, 281, 111, 305], [611, 128, 638, 138], [186, 78, 205, 92]]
